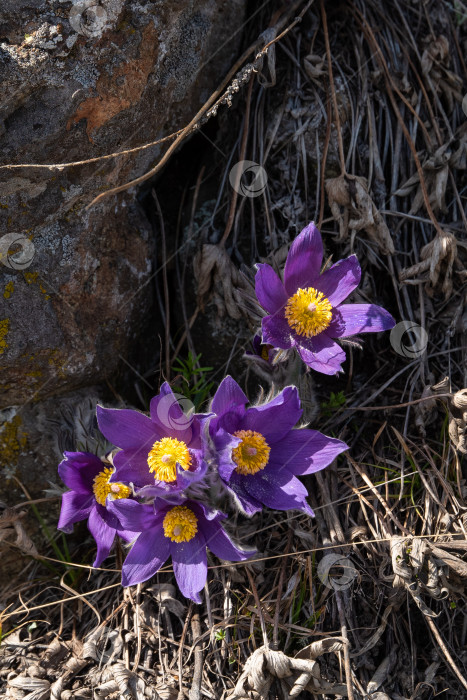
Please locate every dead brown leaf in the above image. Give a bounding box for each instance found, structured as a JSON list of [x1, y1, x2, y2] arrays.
[[415, 377, 449, 438], [193, 244, 249, 320], [228, 642, 348, 699], [421, 35, 463, 112], [303, 53, 327, 82], [325, 174, 395, 254], [399, 229, 458, 298], [447, 387, 467, 454], [0, 507, 38, 557]]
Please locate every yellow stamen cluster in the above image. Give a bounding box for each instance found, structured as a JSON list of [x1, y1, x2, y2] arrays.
[[232, 430, 270, 475], [163, 505, 198, 543], [147, 437, 192, 482], [284, 287, 333, 338], [92, 467, 131, 506]]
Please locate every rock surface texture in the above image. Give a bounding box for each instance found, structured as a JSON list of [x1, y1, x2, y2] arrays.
[[0, 0, 245, 496], [0, 0, 245, 409]]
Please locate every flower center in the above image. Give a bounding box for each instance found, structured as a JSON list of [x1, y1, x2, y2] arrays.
[[147, 437, 192, 482], [260, 344, 273, 361], [232, 430, 270, 475], [163, 505, 198, 543], [92, 467, 131, 506], [284, 287, 333, 337]]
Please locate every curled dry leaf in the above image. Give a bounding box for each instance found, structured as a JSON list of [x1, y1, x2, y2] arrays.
[[429, 545, 467, 579], [193, 244, 249, 320], [447, 388, 467, 454], [451, 123, 467, 170], [228, 642, 347, 699], [303, 53, 327, 82], [366, 647, 398, 694], [294, 638, 344, 659], [325, 174, 395, 254], [41, 637, 69, 667], [395, 126, 467, 215], [350, 605, 393, 658], [0, 508, 38, 558], [399, 228, 458, 298], [146, 583, 186, 620], [82, 627, 122, 664], [415, 381, 440, 438], [399, 144, 451, 215], [421, 35, 463, 112], [7, 676, 50, 700], [390, 534, 465, 614], [50, 658, 87, 700], [415, 377, 467, 451], [94, 662, 149, 700]]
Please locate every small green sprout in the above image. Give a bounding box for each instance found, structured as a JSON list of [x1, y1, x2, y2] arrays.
[[321, 391, 346, 417]]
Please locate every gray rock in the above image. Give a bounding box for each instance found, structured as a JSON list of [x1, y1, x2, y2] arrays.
[[0, 0, 246, 409]]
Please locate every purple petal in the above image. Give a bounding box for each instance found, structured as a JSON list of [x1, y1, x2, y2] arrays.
[[255, 263, 288, 314], [112, 449, 153, 487], [58, 452, 102, 493], [244, 470, 313, 514], [284, 222, 324, 295], [149, 383, 197, 444], [296, 334, 346, 375], [176, 454, 208, 490], [121, 527, 170, 587], [315, 255, 361, 306], [97, 405, 159, 450], [211, 376, 248, 416], [88, 506, 116, 567], [171, 535, 207, 603], [58, 491, 94, 532], [241, 386, 302, 443], [328, 304, 395, 338], [213, 405, 244, 437], [245, 335, 276, 366], [269, 429, 348, 476], [223, 471, 263, 515], [117, 528, 140, 544], [261, 314, 293, 350], [135, 482, 181, 499], [153, 495, 185, 510], [249, 334, 263, 356], [107, 499, 161, 532], [189, 500, 225, 523], [200, 519, 255, 561], [213, 428, 241, 483], [218, 457, 238, 484], [97, 502, 123, 530]]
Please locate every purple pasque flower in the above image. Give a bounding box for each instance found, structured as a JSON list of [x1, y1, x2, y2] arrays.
[[96, 383, 208, 497], [57, 451, 137, 567], [246, 334, 277, 364], [255, 222, 395, 375], [108, 497, 254, 602], [243, 335, 284, 385], [209, 376, 348, 516]]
